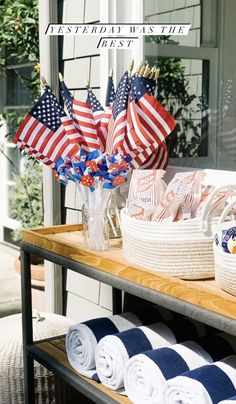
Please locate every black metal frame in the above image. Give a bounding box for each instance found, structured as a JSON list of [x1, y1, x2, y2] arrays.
[[20, 243, 123, 404], [21, 241, 236, 403]]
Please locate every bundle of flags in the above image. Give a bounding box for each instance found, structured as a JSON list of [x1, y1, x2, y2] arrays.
[[13, 62, 176, 180]]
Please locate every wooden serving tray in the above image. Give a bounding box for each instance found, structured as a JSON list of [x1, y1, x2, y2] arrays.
[[22, 224, 236, 321]]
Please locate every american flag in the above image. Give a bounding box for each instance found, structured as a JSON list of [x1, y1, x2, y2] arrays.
[[126, 76, 176, 168], [105, 74, 116, 107], [139, 142, 169, 169], [86, 87, 110, 152], [40, 85, 83, 145], [140, 76, 156, 96], [14, 88, 78, 166], [106, 71, 130, 153], [121, 128, 168, 169], [60, 81, 100, 152]]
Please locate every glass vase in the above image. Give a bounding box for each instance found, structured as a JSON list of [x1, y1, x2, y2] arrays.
[[82, 206, 110, 251]]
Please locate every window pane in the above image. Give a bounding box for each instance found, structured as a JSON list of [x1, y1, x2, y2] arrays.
[[145, 0, 201, 47], [146, 55, 209, 159], [6, 66, 32, 106], [6, 146, 21, 180]]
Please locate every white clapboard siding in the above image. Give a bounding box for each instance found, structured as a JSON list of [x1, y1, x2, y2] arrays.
[[84, 0, 100, 23], [64, 58, 91, 88], [74, 36, 99, 58], [66, 292, 112, 322], [61, 0, 113, 319], [66, 270, 100, 305]]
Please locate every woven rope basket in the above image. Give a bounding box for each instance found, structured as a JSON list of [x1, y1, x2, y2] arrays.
[[214, 197, 236, 296], [0, 312, 73, 404], [121, 185, 236, 280]]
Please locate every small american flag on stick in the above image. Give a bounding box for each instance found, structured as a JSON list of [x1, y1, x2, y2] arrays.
[[86, 86, 110, 152], [126, 76, 176, 169], [106, 71, 130, 153], [14, 87, 78, 166], [60, 80, 100, 152], [105, 70, 116, 107]]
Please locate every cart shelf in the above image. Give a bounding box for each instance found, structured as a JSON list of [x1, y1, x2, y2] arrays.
[[21, 224, 236, 403]]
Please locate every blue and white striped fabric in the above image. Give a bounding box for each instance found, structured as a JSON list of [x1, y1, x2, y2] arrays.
[[218, 396, 236, 403], [66, 307, 164, 378], [95, 323, 179, 391], [164, 356, 236, 404], [124, 332, 236, 404], [124, 341, 212, 404], [95, 318, 205, 391], [197, 333, 236, 362]]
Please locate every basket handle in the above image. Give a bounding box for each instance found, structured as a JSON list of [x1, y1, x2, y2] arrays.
[[200, 184, 236, 235], [218, 196, 236, 224]]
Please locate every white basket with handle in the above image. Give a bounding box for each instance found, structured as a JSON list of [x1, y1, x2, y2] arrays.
[[214, 197, 236, 296], [121, 185, 236, 280]]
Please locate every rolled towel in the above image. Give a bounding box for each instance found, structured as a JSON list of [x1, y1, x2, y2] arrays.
[[164, 355, 236, 404], [165, 318, 202, 341], [198, 333, 236, 361], [95, 322, 177, 391], [66, 307, 163, 378], [124, 341, 212, 404], [124, 332, 236, 404], [218, 396, 236, 403]]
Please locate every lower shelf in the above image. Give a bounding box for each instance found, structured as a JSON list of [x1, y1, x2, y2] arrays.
[[28, 336, 131, 404]]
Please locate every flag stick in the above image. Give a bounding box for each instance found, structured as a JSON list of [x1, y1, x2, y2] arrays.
[[143, 65, 150, 78], [40, 76, 48, 89], [155, 68, 160, 80], [128, 59, 134, 77], [149, 67, 155, 79], [136, 62, 143, 76], [58, 72, 64, 82], [138, 65, 146, 77]]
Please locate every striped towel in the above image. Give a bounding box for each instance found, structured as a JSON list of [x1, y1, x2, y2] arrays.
[[66, 307, 163, 378], [218, 396, 236, 403], [124, 332, 236, 404], [164, 355, 236, 404], [124, 341, 212, 404], [95, 323, 176, 391], [95, 318, 200, 391], [197, 333, 236, 361]]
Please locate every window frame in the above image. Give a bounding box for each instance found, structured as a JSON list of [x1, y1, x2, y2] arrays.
[[145, 42, 219, 168], [0, 61, 34, 243]]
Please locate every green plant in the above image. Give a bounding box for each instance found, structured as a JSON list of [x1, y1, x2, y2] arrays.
[[0, 0, 40, 102], [0, 0, 42, 241], [9, 158, 43, 241], [0, 0, 39, 68]]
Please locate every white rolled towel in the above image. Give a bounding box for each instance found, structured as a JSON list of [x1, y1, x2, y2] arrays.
[[66, 312, 142, 378], [218, 396, 236, 403], [124, 332, 236, 404], [164, 355, 236, 404], [95, 323, 177, 391], [124, 341, 212, 404]]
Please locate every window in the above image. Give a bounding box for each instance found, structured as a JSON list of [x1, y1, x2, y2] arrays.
[[0, 63, 33, 244], [144, 0, 236, 170]]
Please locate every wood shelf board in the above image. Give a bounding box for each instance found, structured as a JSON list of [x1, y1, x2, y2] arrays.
[[35, 337, 130, 404], [22, 225, 236, 320]]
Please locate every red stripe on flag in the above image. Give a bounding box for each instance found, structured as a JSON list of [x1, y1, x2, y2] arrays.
[[142, 94, 176, 133], [13, 114, 32, 144]]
